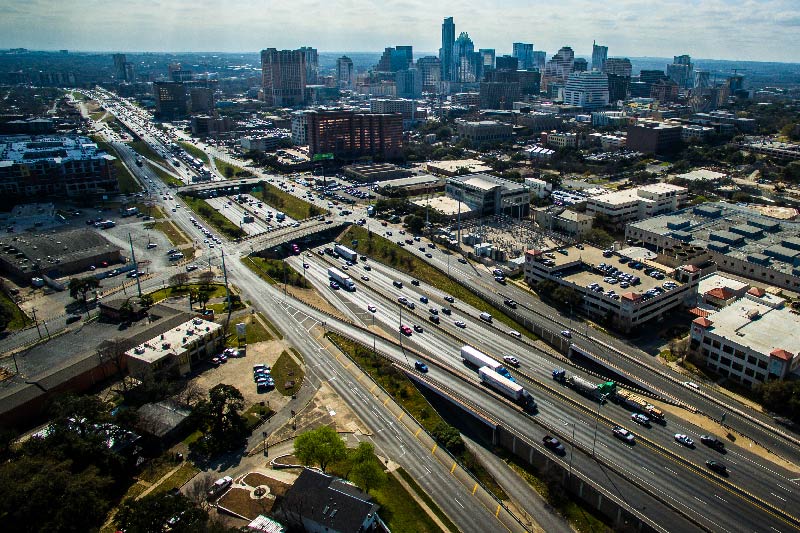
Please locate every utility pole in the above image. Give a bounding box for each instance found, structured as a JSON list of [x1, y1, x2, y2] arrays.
[[221, 249, 232, 326], [129, 233, 142, 297], [31, 307, 42, 340]]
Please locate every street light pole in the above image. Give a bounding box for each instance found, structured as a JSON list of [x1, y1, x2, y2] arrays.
[[592, 393, 608, 456]]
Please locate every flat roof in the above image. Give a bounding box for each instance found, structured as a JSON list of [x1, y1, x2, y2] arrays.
[[126, 318, 222, 364], [382, 174, 442, 188], [426, 159, 493, 174], [449, 172, 526, 193], [698, 273, 750, 296], [703, 298, 799, 358], [675, 168, 727, 181], [0, 228, 121, 269], [1, 135, 113, 165], [412, 196, 472, 216]]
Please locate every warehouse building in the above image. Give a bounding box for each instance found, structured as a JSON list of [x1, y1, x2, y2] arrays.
[[0, 135, 118, 198], [626, 202, 800, 292], [0, 228, 123, 282]]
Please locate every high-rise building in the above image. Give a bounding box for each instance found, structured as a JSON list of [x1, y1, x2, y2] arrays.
[[607, 73, 630, 102], [417, 56, 441, 92], [260, 48, 306, 107], [395, 68, 422, 98], [495, 55, 519, 71], [694, 69, 711, 89], [306, 110, 403, 160], [591, 41, 608, 71], [453, 32, 480, 83], [376, 46, 413, 72], [123, 63, 136, 83], [479, 49, 496, 69], [189, 87, 215, 113], [603, 57, 632, 77], [112, 53, 127, 80], [667, 55, 693, 89], [480, 80, 520, 109], [650, 79, 679, 102], [543, 46, 575, 89], [440, 17, 456, 82], [573, 58, 588, 72], [532, 51, 546, 70], [336, 56, 354, 89], [518, 70, 542, 96], [563, 70, 609, 110], [299, 47, 319, 84], [512, 43, 534, 70], [153, 81, 188, 119]]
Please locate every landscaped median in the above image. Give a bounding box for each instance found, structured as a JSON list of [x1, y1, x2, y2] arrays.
[[336, 225, 534, 339], [178, 141, 209, 164], [91, 137, 142, 194], [254, 181, 327, 221], [179, 194, 246, 240]]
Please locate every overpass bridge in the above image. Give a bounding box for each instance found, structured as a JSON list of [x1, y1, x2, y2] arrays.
[[237, 219, 349, 255], [178, 177, 266, 197]]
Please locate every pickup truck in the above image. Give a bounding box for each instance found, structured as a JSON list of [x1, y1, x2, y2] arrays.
[[542, 435, 566, 455]]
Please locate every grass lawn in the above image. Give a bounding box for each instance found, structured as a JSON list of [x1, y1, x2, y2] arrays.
[[147, 220, 190, 246], [150, 462, 200, 495], [243, 403, 274, 431], [0, 291, 32, 331], [92, 137, 142, 194], [131, 202, 165, 220], [255, 182, 326, 220], [69, 90, 87, 101], [148, 163, 184, 187], [182, 430, 203, 447], [396, 469, 459, 533], [138, 455, 182, 484], [179, 141, 209, 164], [242, 256, 310, 288], [180, 194, 246, 240], [147, 282, 228, 303], [370, 471, 445, 533], [214, 158, 251, 180], [271, 350, 304, 396], [225, 313, 274, 346], [128, 139, 168, 166], [338, 226, 534, 339]]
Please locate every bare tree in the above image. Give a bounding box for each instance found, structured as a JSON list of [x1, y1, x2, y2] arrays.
[[169, 272, 190, 289], [198, 270, 215, 288], [175, 381, 206, 408], [184, 472, 215, 510], [98, 338, 131, 392]]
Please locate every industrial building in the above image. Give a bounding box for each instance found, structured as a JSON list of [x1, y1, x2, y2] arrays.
[[445, 172, 529, 217], [381, 174, 444, 195], [525, 245, 699, 332], [533, 206, 593, 237], [0, 227, 123, 281], [690, 288, 800, 388], [586, 183, 688, 226], [125, 317, 224, 380], [343, 162, 412, 183], [0, 135, 118, 198], [426, 159, 492, 176], [626, 202, 800, 292], [153, 81, 188, 119]]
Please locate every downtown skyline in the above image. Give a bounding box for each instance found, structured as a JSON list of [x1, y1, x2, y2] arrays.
[[0, 0, 798, 63]]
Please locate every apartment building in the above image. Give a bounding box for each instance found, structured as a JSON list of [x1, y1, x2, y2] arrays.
[[586, 183, 687, 226], [455, 120, 512, 146], [305, 109, 403, 159]]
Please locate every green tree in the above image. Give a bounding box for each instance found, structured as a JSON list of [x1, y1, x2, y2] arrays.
[[293, 426, 347, 473], [430, 422, 464, 455], [68, 277, 100, 307], [189, 384, 247, 457], [116, 492, 208, 533], [404, 214, 425, 235], [197, 289, 211, 310], [585, 228, 615, 248], [348, 442, 387, 493]]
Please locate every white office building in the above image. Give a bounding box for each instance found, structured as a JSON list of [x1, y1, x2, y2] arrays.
[[563, 71, 609, 110], [586, 183, 687, 226]]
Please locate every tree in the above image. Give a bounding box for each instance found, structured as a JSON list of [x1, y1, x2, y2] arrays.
[[585, 228, 615, 248], [198, 270, 215, 287], [404, 214, 425, 235], [139, 293, 154, 308], [347, 442, 387, 493], [189, 384, 247, 457], [224, 166, 234, 179], [169, 272, 190, 289], [197, 289, 211, 310], [430, 422, 464, 455], [116, 492, 208, 533], [293, 426, 347, 473], [69, 277, 100, 308]]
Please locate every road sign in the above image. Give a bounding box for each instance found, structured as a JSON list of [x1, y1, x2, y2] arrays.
[[312, 153, 334, 162]]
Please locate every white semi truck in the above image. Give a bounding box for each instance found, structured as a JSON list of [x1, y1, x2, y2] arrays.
[[328, 267, 355, 291], [334, 244, 358, 262], [479, 367, 536, 408], [461, 345, 513, 380]]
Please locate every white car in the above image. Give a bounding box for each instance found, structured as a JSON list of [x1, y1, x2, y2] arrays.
[[674, 434, 695, 447], [508, 330, 521, 338], [560, 330, 572, 338]]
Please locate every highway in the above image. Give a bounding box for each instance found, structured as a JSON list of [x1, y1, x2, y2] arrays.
[[46, 88, 800, 532]]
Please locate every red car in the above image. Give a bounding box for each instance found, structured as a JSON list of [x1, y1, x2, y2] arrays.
[[399, 325, 412, 336]]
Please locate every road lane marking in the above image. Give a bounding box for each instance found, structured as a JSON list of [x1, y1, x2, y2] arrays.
[[495, 504, 501, 517], [450, 462, 457, 474], [472, 483, 479, 494], [665, 467, 679, 476], [454, 497, 464, 509], [383, 397, 390, 406], [714, 494, 728, 503], [431, 444, 437, 454], [397, 413, 404, 421], [414, 428, 421, 437]]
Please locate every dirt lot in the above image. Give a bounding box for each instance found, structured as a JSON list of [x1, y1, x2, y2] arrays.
[[218, 486, 274, 520], [193, 338, 294, 408], [267, 381, 369, 446]]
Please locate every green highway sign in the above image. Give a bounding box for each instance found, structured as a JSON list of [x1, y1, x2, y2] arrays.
[[312, 153, 334, 161]]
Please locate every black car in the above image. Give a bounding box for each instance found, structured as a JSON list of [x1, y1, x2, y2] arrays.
[[504, 299, 517, 308], [706, 460, 728, 475], [542, 435, 566, 455], [700, 435, 725, 451]]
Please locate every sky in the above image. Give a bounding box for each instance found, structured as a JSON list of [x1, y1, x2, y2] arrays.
[[1, 0, 798, 63]]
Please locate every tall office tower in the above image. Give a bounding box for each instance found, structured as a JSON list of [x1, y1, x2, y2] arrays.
[[440, 17, 456, 82], [300, 47, 319, 84], [602, 57, 632, 77], [153, 81, 188, 119], [453, 32, 478, 82], [667, 54, 693, 89], [396, 67, 422, 98], [417, 56, 442, 92], [495, 55, 519, 71], [112, 53, 127, 80], [306, 109, 403, 159], [189, 87, 215, 113], [727, 74, 745, 92], [396, 46, 413, 67], [607, 73, 630, 101], [591, 41, 608, 71], [630, 69, 667, 98], [543, 46, 575, 89], [563, 70, 609, 110], [694, 69, 711, 89], [479, 49, 496, 69], [124, 63, 136, 83], [376, 46, 413, 72], [260, 48, 306, 107], [336, 56, 354, 89], [532, 51, 546, 70], [573, 58, 588, 72], [512, 43, 534, 69], [518, 70, 541, 95]]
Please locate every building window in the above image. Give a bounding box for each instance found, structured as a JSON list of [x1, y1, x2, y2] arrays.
[[744, 368, 755, 377], [712, 340, 721, 349], [720, 357, 732, 367], [702, 337, 711, 345], [734, 349, 745, 359], [758, 360, 768, 370], [755, 372, 765, 381], [731, 362, 743, 372], [719, 368, 729, 377], [709, 352, 718, 360], [702, 348, 710, 357], [722, 345, 733, 354], [747, 355, 757, 365]]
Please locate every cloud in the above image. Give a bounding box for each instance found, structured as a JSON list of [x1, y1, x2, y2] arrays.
[[0, 0, 796, 62]]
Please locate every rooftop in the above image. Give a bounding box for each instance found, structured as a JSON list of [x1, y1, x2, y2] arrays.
[[426, 159, 492, 175], [412, 196, 472, 216], [0, 228, 121, 272], [675, 168, 728, 182], [589, 183, 686, 206], [449, 172, 527, 193], [701, 295, 799, 358], [0, 135, 115, 166], [126, 318, 222, 364], [697, 273, 750, 297], [380, 174, 442, 189]]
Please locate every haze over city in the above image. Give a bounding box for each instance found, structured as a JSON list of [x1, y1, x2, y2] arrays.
[[1, 0, 799, 62]]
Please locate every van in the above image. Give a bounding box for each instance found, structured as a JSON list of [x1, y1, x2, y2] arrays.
[[479, 312, 493, 323], [393, 280, 403, 289]]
